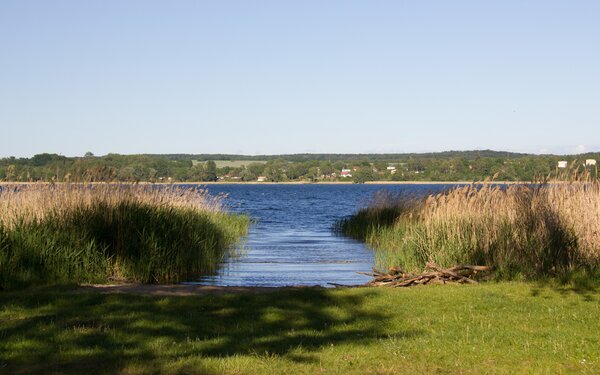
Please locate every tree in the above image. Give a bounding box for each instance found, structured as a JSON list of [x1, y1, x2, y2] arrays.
[[5, 165, 16, 181], [247, 163, 265, 177], [132, 164, 147, 181], [352, 168, 375, 184], [286, 163, 309, 180], [239, 168, 256, 181], [118, 166, 135, 181], [264, 165, 285, 182], [147, 168, 157, 181], [307, 167, 321, 181], [205, 161, 218, 181]]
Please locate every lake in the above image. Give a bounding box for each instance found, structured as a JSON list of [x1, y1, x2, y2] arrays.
[[186, 183, 454, 287]]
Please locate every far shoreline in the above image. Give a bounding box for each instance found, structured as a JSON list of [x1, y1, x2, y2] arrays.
[[181, 180, 527, 185], [0, 180, 529, 186]]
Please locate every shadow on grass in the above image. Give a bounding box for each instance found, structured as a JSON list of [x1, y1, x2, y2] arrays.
[[0, 287, 416, 374], [530, 270, 600, 302]]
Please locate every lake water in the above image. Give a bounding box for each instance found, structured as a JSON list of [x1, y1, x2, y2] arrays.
[[186, 183, 453, 287]]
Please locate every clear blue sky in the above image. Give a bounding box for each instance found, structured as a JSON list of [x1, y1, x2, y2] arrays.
[[1, 1, 599, 157]]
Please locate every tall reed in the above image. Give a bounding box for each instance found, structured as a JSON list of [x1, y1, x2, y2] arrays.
[[337, 180, 600, 278], [0, 183, 249, 288]]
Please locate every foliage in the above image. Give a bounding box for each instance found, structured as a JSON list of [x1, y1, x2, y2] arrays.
[[352, 168, 376, 184], [1, 150, 598, 183], [204, 160, 218, 182]]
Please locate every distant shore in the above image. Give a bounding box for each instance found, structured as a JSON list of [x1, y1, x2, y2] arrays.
[[181, 180, 527, 185], [0, 180, 529, 186]]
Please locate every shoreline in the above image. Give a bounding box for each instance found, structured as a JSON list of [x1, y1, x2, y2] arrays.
[[0, 180, 529, 186], [182, 180, 526, 185]]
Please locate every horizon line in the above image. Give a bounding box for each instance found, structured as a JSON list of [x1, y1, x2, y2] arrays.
[[3, 148, 600, 159]]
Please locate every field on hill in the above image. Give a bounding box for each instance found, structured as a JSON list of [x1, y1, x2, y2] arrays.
[[192, 160, 268, 168]]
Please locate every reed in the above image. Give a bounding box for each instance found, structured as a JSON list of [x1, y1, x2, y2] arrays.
[[337, 179, 600, 278], [0, 183, 249, 288]]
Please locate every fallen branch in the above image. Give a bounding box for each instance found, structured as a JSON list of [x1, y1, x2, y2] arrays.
[[362, 263, 492, 287]]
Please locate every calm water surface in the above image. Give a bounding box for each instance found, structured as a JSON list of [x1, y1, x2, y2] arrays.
[[188, 184, 452, 287]]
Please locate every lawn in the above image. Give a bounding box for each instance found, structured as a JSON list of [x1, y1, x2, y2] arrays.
[[1, 282, 598, 374]]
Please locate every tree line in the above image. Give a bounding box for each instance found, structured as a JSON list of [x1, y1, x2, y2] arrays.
[[0, 151, 598, 183]]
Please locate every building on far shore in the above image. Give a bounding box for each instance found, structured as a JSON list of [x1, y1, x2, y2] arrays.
[[257, 176, 267, 182], [340, 169, 352, 178], [586, 159, 597, 166], [557, 161, 568, 169]]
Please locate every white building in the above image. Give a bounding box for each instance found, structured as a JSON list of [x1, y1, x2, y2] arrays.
[[586, 159, 597, 166], [341, 169, 352, 178], [557, 161, 568, 169]]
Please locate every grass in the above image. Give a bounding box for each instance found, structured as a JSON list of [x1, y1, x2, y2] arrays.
[[336, 180, 600, 278], [0, 183, 249, 288], [192, 160, 268, 168], [0, 282, 598, 374]]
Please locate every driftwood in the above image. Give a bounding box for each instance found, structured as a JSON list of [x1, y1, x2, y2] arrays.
[[362, 262, 493, 287]]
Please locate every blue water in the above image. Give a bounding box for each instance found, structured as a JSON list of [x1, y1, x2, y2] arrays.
[[188, 184, 453, 287]]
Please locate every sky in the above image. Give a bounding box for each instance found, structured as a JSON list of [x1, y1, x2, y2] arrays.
[[1, 1, 599, 157]]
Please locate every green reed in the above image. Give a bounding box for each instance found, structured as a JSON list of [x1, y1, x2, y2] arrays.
[[337, 181, 600, 279], [0, 183, 249, 288]]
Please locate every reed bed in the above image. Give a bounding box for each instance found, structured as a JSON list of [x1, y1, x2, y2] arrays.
[[337, 180, 600, 278], [0, 183, 249, 288]]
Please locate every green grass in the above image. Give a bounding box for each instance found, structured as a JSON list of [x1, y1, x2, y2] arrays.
[[1, 282, 598, 374], [192, 160, 268, 168]]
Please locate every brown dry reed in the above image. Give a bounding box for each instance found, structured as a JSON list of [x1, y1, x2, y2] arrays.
[[0, 183, 249, 288], [0, 183, 223, 228], [338, 173, 600, 278]]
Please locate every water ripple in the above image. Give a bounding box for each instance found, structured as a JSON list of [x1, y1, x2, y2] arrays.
[[185, 184, 449, 287]]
